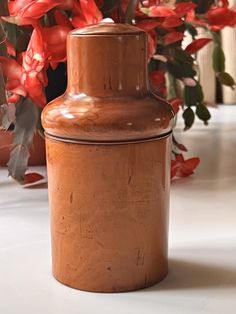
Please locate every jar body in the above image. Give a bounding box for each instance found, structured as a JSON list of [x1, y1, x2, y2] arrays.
[[46, 135, 171, 292], [42, 23, 174, 293]]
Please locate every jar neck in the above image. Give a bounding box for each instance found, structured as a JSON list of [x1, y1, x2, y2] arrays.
[[66, 33, 149, 97]]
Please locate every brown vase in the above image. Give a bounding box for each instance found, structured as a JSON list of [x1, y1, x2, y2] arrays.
[[42, 23, 174, 293], [0, 130, 46, 167]]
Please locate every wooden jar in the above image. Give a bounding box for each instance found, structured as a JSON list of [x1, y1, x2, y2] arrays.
[[42, 23, 174, 293]]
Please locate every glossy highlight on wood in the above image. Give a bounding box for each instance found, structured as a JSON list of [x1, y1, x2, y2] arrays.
[[42, 23, 174, 143], [42, 23, 174, 292]]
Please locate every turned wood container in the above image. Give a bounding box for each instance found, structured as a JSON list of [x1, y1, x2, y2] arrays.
[[42, 23, 174, 293]]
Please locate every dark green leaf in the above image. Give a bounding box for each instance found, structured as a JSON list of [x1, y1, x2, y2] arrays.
[[211, 32, 221, 45], [185, 23, 198, 39], [101, 0, 120, 13], [167, 60, 196, 79], [125, 0, 138, 23], [0, 22, 7, 57], [184, 83, 203, 105], [192, 0, 214, 14], [0, 65, 7, 106], [0, 0, 9, 16], [196, 103, 211, 125], [4, 22, 18, 45], [174, 48, 194, 63], [218, 72, 235, 89], [212, 46, 225, 73], [16, 32, 31, 54], [181, 62, 197, 77], [167, 62, 183, 79], [183, 107, 195, 130]]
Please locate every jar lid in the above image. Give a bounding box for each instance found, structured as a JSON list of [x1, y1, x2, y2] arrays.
[[42, 23, 175, 144], [70, 23, 144, 36]]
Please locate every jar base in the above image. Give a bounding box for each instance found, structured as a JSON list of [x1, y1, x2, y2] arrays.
[[52, 269, 168, 293]]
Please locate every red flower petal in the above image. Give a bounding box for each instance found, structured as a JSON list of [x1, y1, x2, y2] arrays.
[[164, 32, 184, 45], [207, 7, 236, 28], [149, 70, 166, 87], [149, 6, 175, 17], [54, 10, 73, 29], [169, 98, 183, 114], [185, 38, 212, 54], [183, 157, 200, 172], [80, 0, 103, 24], [24, 172, 45, 185], [174, 2, 197, 16], [137, 19, 161, 31], [147, 31, 157, 60], [175, 154, 185, 163], [162, 16, 184, 28]]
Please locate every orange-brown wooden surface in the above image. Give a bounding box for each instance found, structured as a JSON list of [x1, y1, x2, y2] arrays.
[[42, 23, 174, 292], [46, 137, 171, 292]]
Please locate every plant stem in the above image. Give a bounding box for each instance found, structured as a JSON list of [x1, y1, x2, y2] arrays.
[[125, 0, 138, 24], [0, 21, 7, 127], [0, 0, 9, 16]]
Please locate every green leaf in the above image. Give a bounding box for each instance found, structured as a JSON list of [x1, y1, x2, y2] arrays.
[[0, 22, 7, 57], [4, 22, 18, 45], [0, 0, 9, 16], [0, 64, 7, 106], [8, 145, 30, 183], [174, 48, 194, 63], [211, 32, 221, 45], [196, 103, 211, 125], [101, 0, 120, 13], [0, 103, 16, 130], [212, 46, 225, 73], [16, 32, 31, 54], [218, 72, 235, 89], [167, 62, 183, 79], [8, 98, 40, 182], [181, 62, 197, 77], [184, 83, 203, 105], [185, 23, 198, 39], [192, 0, 214, 14], [125, 0, 138, 23], [183, 107, 195, 130]]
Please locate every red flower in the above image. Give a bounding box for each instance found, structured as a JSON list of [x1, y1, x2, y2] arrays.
[[0, 27, 47, 107], [174, 2, 197, 17], [136, 19, 161, 31], [3, 0, 73, 25], [169, 98, 183, 114], [162, 16, 184, 28], [185, 38, 212, 54], [148, 6, 175, 17], [71, 0, 103, 28], [147, 30, 157, 60], [42, 25, 72, 66], [13, 0, 72, 18], [171, 154, 200, 179], [164, 31, 184, 45], [0, 57, 26, 98], [149, 70, 166, 95], [206, 7, 236, 30]]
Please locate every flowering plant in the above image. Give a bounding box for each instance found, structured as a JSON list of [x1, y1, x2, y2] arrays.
[[0, 0, 235, 183]]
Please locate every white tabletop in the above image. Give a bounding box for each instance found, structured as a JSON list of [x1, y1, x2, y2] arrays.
[[0, 105, 236, 314]]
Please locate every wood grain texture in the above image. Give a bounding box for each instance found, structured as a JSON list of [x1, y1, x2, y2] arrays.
[[42, 24, 174, 292], [46, 137, 171, 292], [42, 24, 174, 143]]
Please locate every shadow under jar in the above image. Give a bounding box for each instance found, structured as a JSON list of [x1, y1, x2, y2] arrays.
[[42, 23, 175, 293]]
